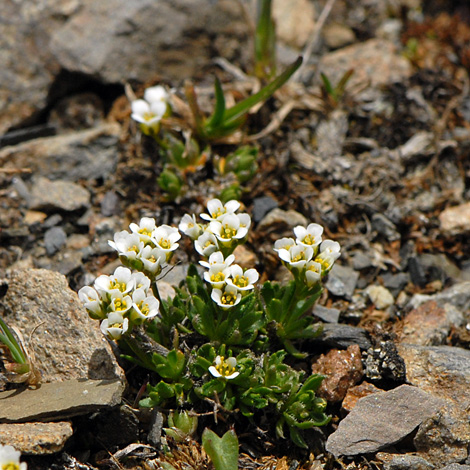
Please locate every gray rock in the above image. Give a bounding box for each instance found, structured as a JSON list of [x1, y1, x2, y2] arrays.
[[415, 403, 470, 467], [379, 453, 434, 470], [29, 177, 90, 213], [253, 196, 278, 224], [0, 124, 120, 182], [49, 0, 249, 84], [315, 323, 371, 350], [352, 251, 374, 270], [440, 465, 470, 470], [408, 281, 470, 313], [325, 264, 359, 299], [439, 203, 470, 235], [0, 268, 123, 382], [0, 379, 124, 423], [398, 344, 470, 410], [313, 305, 341, 323], [372, 213, 401, 241], [0, 421, 73, 454], [147, 410, 165, 447], [100, 191, 121, 217], [257, 208, 308, 232], [44, 226, 67, 256], [326, 385, 445, 457]]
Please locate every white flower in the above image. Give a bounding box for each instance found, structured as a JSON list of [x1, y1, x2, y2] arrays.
[[129, 217, 158, 243], [144, 85, 170, 105], [78, 286, 104, 319], [109, 291, 133, 315], [179, 214, 202, 240], [314, 240, 341, 273], [208, 355, 239, 380], [131, 99, 166, 132], [226, 264, 259, 291], [211, 285, 242, 309], [203, 265, 231, 289], [294, 223, 323, 249], [209, 214, 250, 246], [131, 288, 160, 322], [194, 231, 219, 257], [200, 199, 240, 221], [151, 225, 181, 253], [109, 231, 144, 260], [140, 245, 166, 275], [100, 312, 129, 340], [273, 237, 295, 253], [131, 271, 152, 292], [305, 260, 322, 287], [94, 266, 135, 296], [278, 244, 314, 270], [199, 251, 235, 269], [0, 444, 27, 470]]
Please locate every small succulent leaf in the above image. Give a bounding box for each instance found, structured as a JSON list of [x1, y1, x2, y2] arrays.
[[202, 428, 239, 470]]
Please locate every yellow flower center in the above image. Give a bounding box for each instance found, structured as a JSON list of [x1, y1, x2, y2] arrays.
[[308, 264, 320, 273], [139, 228, 152, 236], [210, 272, 225, 283], [159, 238, 171, 250], [143, 112, 156, 122], [204, 240, 214, 248], [315, 257, 330, 270], [137, 301, 150, 316], [221, 292, 237, 305], [213, 208, 225, 218], [233, 275, 249, 288], [3, 463, 20, 470], [220, 225, 237, 239], [110, 280, 126, 292], [114, 298, 127, 311], [128, 244, 139, 253], [303, 234, 315, 245], [215, 356, 236, 377], [291, 251, 306, 263]]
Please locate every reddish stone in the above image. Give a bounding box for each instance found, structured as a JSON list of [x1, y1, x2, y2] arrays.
[[342, 382, 383, 413]]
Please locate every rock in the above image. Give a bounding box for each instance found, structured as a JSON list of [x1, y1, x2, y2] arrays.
[[313, 305, 341, 323], [100, 191, 121, 217], [351, 251, 374, 270], [147, 410, 164, 447], [342, 382, 382, 414], [0, 379, 124, 423], [316, 110, 349, 159], [318, 39, 412, 91], [366, 285, 395, 310], [0, 124, 120, 182], [0, 268, 123, 382], [397, 300, 464, 346], [372, 213, 401, 241], [323, 23, 356, 50], [232, 244, 257, 269], [257, 208, 308, 232], [29, 177, 90, 213], [315, 323, 371, 350], [272, 0, 315, 49], [325, 385, 445, 457], [325, 264, 359, 299], [440, 465, 470, 470], [380, 272, 409, 297], [397, 344, 470, 409], [49, 0, 248, 84], [0, 422, 73, 454], [439, 203, 470, 235], [408, 256, 428, 287], [414, 403, 470, 467], [44, 226, 67, 256], [407, 281, 470, 312], [376, 453, 434, 470], [363, 340, 406, 382], [311, 345, 363, 403], [252, 196, 278, 224]]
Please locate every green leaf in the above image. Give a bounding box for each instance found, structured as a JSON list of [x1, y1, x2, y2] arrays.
[[288, 426, 308, 449], [202, 429, 239, 470], [206, 77, 226, 130]]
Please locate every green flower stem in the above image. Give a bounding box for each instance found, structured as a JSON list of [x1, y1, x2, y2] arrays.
[[152, 282, 168, 318], [120, 335, 157, 373]]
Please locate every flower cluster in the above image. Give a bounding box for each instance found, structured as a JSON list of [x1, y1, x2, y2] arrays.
[[0, 444, 27, 470], [78, 266, 159, 340], [109, 217, 180, 278], [131, 85, 171, 136], [179, 199, 258, 309], [274, 223, 341, 287]]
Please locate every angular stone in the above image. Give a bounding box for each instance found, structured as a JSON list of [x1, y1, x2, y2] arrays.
[[0, 379, 124, 423], [29, 177, 90, 213], [366, 285, 395, 310], [398, 344, 470, 409], [414, 403, 470, 467], [0, 421, 73, 454], [439, 203, 470, 234], [325, 264, 359, 299], [376, 453, 434, 470], [316, 323, 372, 350], [318, 39, 412, 91], [0, 268, 123, 383], [257, 208, 308, 232], [326, 385, 444, 457], [311, 345, 363, 403], [0, 124, 120, 182], [342, 382, 382, 414]]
